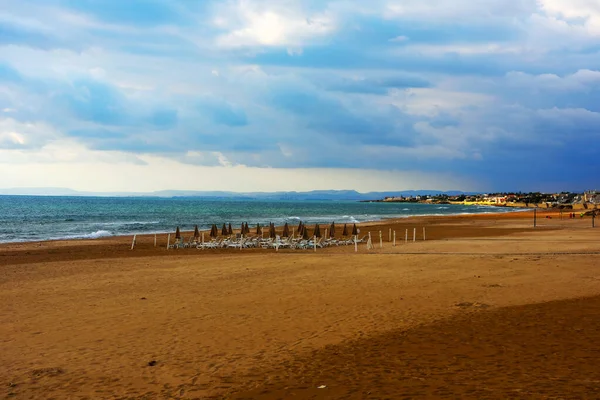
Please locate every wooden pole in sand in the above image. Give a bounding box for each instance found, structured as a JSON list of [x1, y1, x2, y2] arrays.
[[325, 228, 328, 239], [393, 230, 396, 246], [593, 212, 596, 228], [166, 233, 170, 249], [131, 235, 136, 250], [154, 234, 157, 247], [413, 228, 416, 242], [201, 232, 204, 244], [389, 228, 392, 242], [405, 229, 408, 243], [379, 231, 383, 248], [533, 208, 537, 228], [313, 235, 317, 252], [354, 235, 358, 252], [367, 232, 372, 250], [423, 227, 426, 241]]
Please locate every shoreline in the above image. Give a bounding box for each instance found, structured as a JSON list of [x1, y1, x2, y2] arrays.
[[0, 205, 533, 246], [0, 208, 579, 266]]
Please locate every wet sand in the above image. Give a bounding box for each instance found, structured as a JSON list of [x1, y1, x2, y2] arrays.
[[1, 211, 599, 399]]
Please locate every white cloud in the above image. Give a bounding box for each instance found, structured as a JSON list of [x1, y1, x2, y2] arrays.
[[212, 151, 234, 167], [0, 158, 471, 192], [0, 118, 60, 148], [214, 1, 334, 47], [538, 0, 600, 34], [383, 0, 530, 19], [391, 88, 493, 117], [388, 35, 408, 42], [505, 69, 600, 91]]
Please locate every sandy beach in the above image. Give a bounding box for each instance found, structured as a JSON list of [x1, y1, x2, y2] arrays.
[[2, 210, 600, 399]]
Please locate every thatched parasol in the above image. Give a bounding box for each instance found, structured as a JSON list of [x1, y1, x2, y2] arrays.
[[342, 223, 348, 236], [210, 224, 217, 238], [228, 223, 233, 235], [297, 221, 303, 235], [256, 223, 262, 234], [314, 223, 321, 238], [193, 225, 200, 238], [282, 222, 290, 237], [175, 226, 181, 239], [244, 222, 250, 235], [351, 223, 358, 236], [240, 222, 245, 235], [221, 223, 228, 236], [269, 222, 276, 239], [329, 221, 336, 238]]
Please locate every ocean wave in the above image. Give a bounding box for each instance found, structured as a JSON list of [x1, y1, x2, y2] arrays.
[[341, 215, 360, 223], [52, 230, 114, 241], [96, 220, 160, 227], [436, 206, 449, 210]]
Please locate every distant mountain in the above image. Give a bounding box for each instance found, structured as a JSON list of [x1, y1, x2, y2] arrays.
[[0, 187, 471, 200]]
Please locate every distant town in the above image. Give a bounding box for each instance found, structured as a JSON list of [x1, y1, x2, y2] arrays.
[[368, 190, 600, 211]]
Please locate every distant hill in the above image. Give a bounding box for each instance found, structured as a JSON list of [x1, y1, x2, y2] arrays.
[[0, 187, 471, 200]]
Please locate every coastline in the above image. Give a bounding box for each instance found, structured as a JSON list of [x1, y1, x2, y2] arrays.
[[0, 202, 530, 246], [0, 207, 584, 267], [0, 207, 534, 249]]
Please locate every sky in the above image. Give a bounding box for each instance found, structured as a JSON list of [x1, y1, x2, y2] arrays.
[[0, 0, 599, 193]]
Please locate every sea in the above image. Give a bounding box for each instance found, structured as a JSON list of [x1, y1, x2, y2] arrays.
[[0, 196, 516, 243]]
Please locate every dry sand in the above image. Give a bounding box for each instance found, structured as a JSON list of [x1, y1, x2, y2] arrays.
[[1, 210, 600, 399]]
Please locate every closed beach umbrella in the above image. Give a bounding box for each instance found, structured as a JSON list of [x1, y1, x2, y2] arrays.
[[342, 223, 348, 236], [269, 223, 276, 239], [221, 223, 228, 236], [282, 222, 290, 237], [244, 222, 250, 234], [210, 224, 217, 238], [175, 226, 181, 239], [240, 222, 245, 235], [193, 225, 199, 238], [302, 226, 310, 240], [314, 223, 321, 238], [228, 223, 233, 235], [297, 221, 304, 235], [256, 223, 262, 234], [329, 221, 336, 238], [352, 223, 358, 236]]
